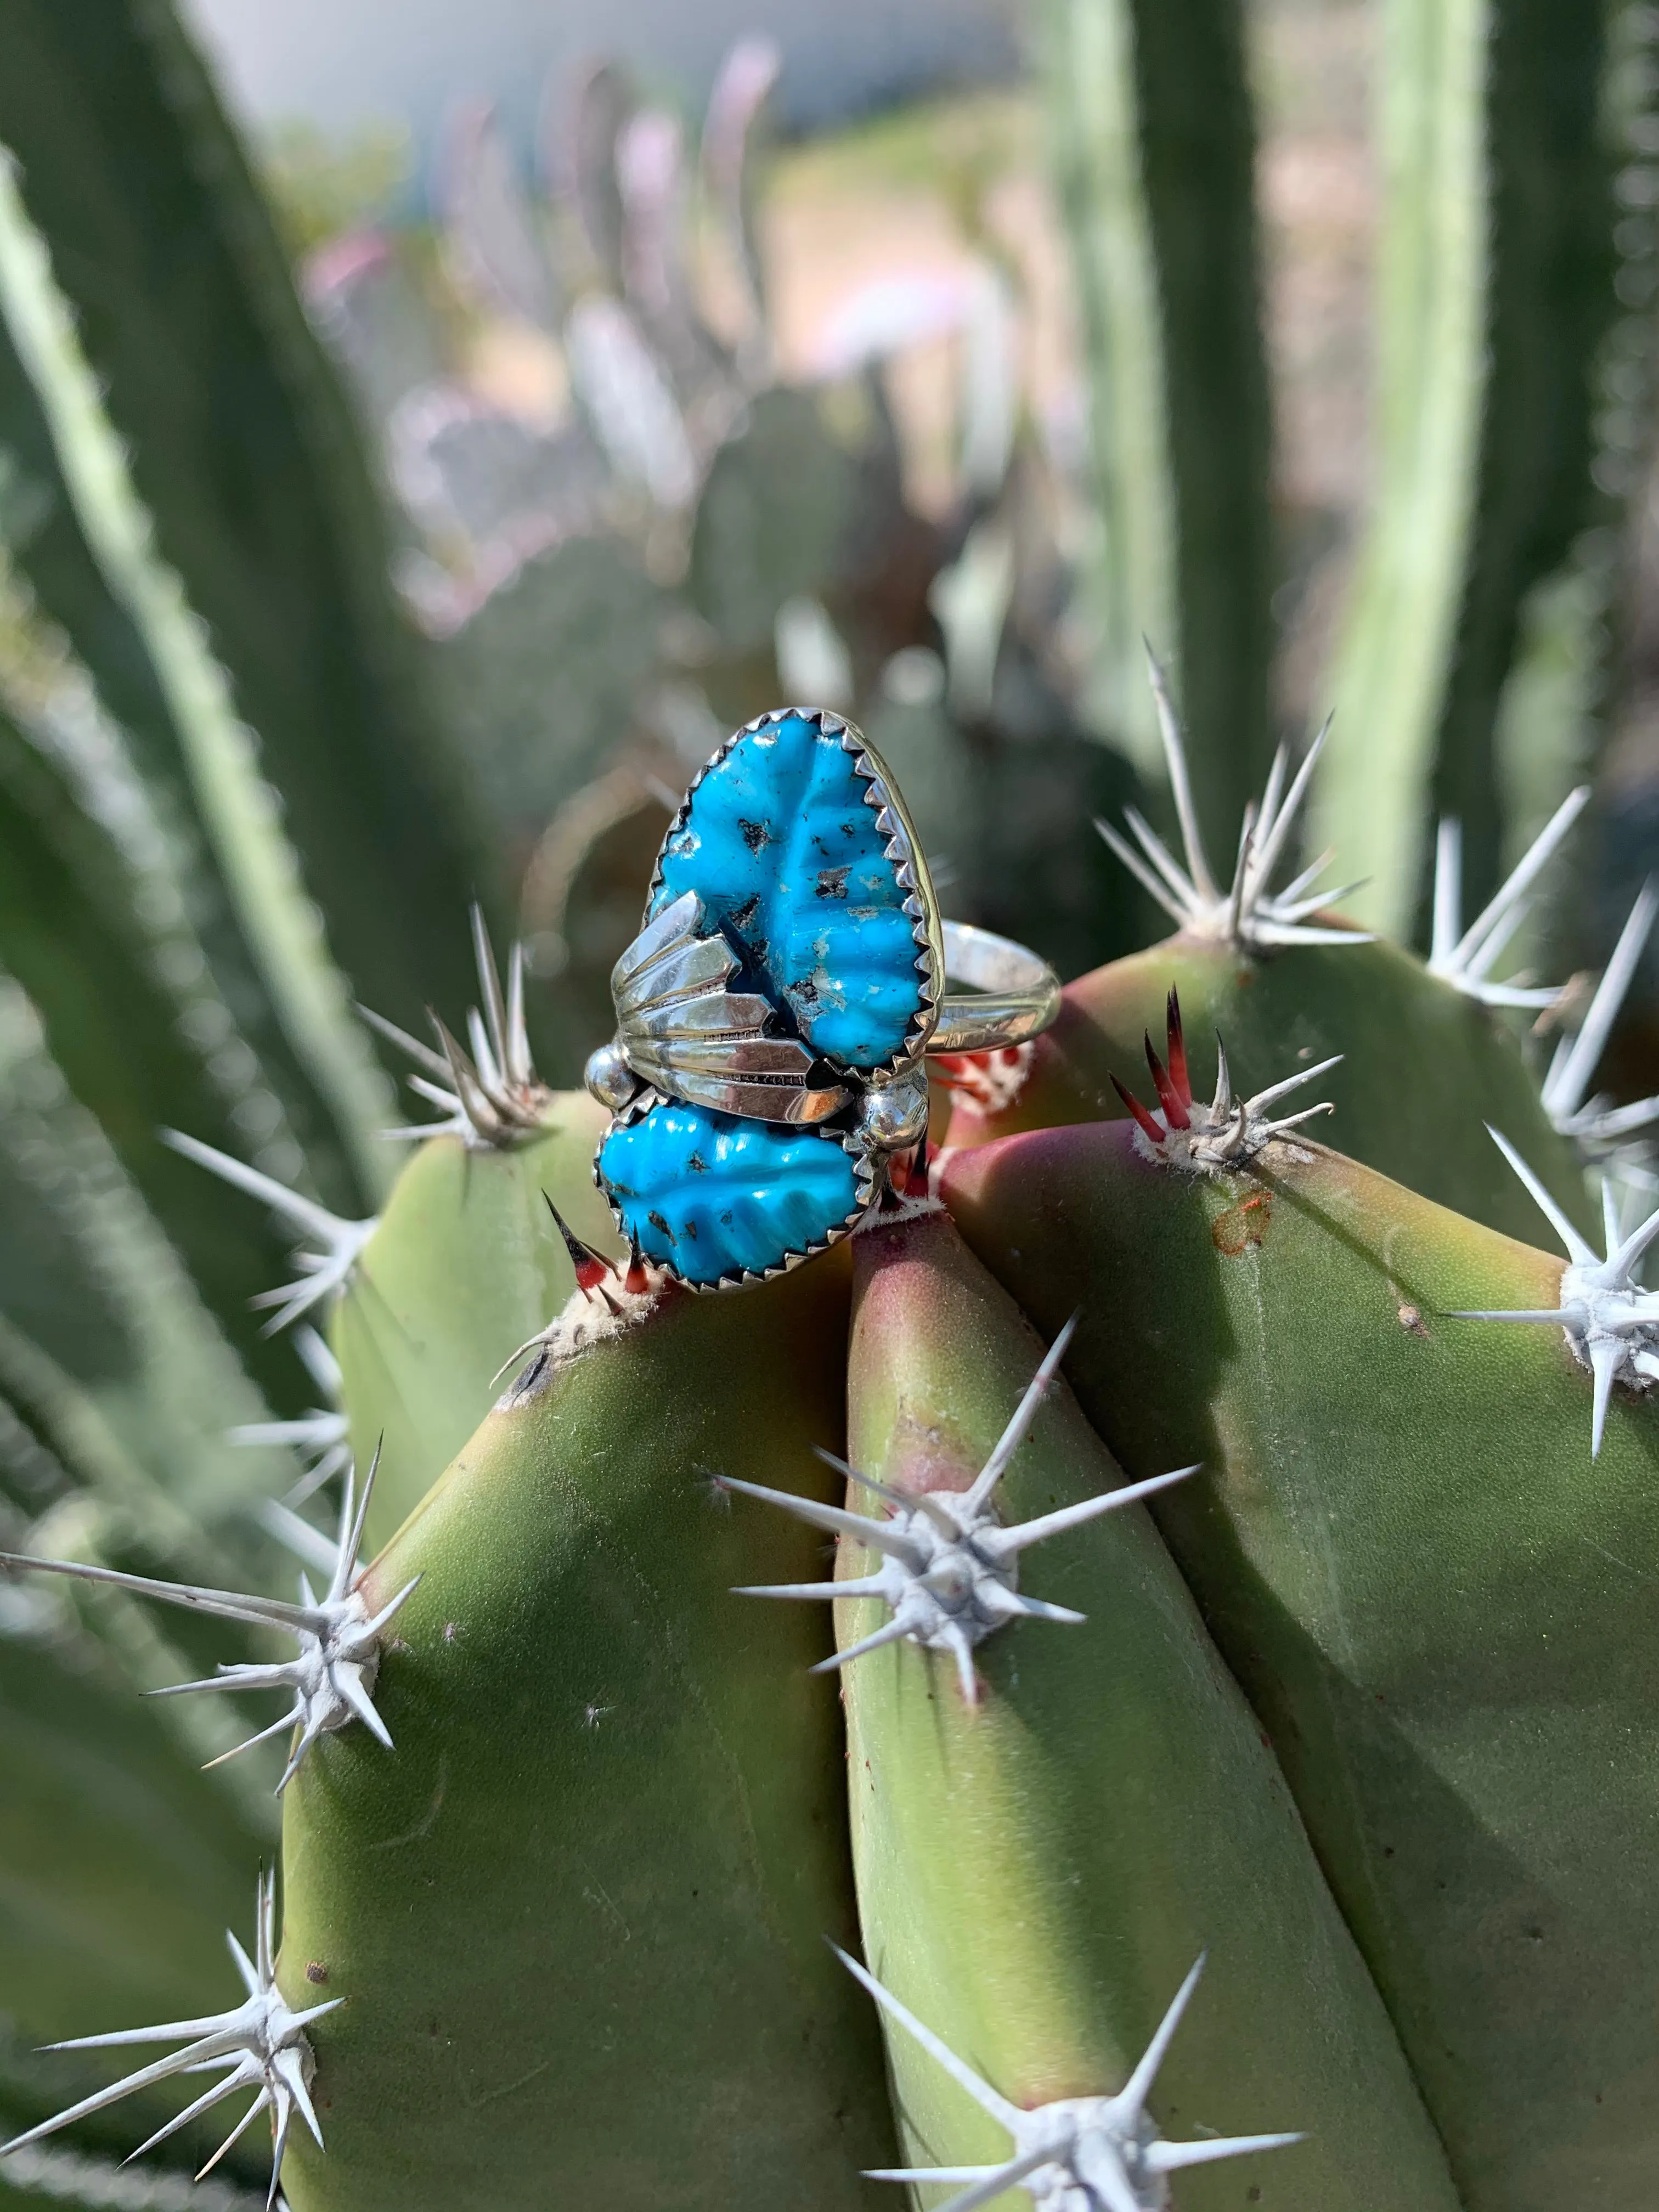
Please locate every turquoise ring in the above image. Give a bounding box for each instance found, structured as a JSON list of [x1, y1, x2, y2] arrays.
[[583, 707, 1060, 1289]]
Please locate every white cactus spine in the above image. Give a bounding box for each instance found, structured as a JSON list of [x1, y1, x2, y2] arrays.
[[840, 1946, 1302, 2212], [723, 1318, 1195, 1705], [0, 1871, 339, 2212]]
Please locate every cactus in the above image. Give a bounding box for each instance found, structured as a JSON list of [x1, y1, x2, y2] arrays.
[[16, 689, 1659, 2212], [1042, 0, 1273, 845], [7, 3, 1659, 2211], [939, 1111, 1659, 2204], [275, 1259, 896, 2212], [941, 670, 1604, 1243], [1311, 0, 1659, 940], [828, 1212, 1461, 2210], [328, 918, 614, 1538], [0, 1870, 338, 2212]]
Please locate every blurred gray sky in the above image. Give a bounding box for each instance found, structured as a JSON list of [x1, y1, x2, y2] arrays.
[[184, 0, 1023, 173]]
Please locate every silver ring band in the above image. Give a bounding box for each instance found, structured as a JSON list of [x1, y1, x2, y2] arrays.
[[929, 922, 1062, 1057]]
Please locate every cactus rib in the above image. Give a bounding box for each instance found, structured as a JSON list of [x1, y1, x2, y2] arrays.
[[278, 1256, 899, 2209], [1426, 785, 1588, 1006], [1107, 987, 1339, 1172], [723, 1317, 1195, 1705], [0, 1453, 413, 1788], [360, 910, 552, 1148], [1094, 651, 1368, 949], [1451, 1127, 1659, 1454], [0, 1870, 337, 2211], [163, 1132, 377, 1333], [838, 1946, 1301, 2210]]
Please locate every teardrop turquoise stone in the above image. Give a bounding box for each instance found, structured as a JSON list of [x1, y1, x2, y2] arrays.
[[650, 713, 923, 1069], [598, 1102, 861, 1284]]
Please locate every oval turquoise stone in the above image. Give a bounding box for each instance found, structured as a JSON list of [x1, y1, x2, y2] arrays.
[[598, 1102, 861, 1285], [650, 712, 923, 1069]]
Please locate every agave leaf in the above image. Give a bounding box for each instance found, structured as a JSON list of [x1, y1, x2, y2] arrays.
[[0, 0, 495, 1053], [0, 1616, 272, 2182], [0, 975, 296, 1535], [0, 2145, 265, 2210], [0, 290, 375, 1230], [0, 693, 303, 1390], [0, 162, 392, 1209]]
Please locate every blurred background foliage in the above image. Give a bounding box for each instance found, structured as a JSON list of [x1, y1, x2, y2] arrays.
[[0, 0, 1656, 2198]]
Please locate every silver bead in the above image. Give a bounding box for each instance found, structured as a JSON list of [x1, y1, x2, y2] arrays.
[[585, 1040, 639, 1112], [858, 1069, 930, 1153]]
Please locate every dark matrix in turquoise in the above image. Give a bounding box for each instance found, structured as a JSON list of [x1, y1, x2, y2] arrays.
[[652, 714, 923, 1069], [599, 1102, 860, 1283]]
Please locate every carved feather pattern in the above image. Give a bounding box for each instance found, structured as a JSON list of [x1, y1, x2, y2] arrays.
[[612, 890, 848, 1122]]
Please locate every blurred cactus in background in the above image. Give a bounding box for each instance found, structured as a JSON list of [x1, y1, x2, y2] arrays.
[[0, 0, 1656, 2207], [290, 30, 1146, 1051]]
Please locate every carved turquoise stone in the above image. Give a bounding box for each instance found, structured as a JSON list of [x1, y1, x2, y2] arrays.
[[650, 712, 924, 1069], [598, 1102, 861, 1284]]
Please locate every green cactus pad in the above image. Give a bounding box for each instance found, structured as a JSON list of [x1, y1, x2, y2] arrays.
[[280, 1251, 895, 2212], [944, 933, 1592, 1242], [942, 1121, 1659, 2207], [331, 1093, 616, 1545], [831, 1210, 1458, 2211]]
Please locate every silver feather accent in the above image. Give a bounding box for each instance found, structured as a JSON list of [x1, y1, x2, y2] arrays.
[[612, 890, 851, 1122]]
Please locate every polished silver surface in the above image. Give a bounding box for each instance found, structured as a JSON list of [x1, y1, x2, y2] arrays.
[[586, 717, 1061, 1229], [608, 888, 853, 1125], [583, 1039, 639, 1113], [857, 1064, 930, 1152], [928, 921, 1062, 1056]]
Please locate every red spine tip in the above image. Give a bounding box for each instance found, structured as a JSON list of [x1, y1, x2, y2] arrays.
[[544, 1194, 613, 1296], [1143, 1033, 1192, 1130], [1110, 1071, 1167, 1146], [623, 1234, 652, 1296], [1164, 988, 1191, 1109]]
